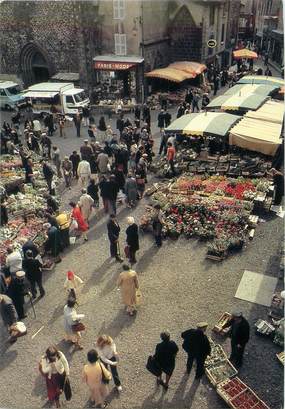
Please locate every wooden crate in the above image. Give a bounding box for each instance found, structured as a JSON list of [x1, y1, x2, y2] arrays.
[[217, 377, 247, 403], [213, 312, 232, 334], [206, 254, 225, 261], [276, 351, 284, 366], [206, 359, 237, 386], [229, 386, 270, 409]]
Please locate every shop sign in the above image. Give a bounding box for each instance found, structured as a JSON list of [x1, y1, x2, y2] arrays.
[[207, 39, 217, 48], [94, 62, 135, 70]]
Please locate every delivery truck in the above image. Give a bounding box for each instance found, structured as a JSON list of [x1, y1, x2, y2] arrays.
[[23, 82, 90, 116], [0, 81, 25, 110]]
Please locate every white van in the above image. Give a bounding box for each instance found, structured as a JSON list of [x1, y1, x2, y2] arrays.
[[23, 82, 90, 116], [0, 81, 25, 110]]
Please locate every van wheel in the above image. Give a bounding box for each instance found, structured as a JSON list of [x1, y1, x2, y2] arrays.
[[4, 104, 12, 111]]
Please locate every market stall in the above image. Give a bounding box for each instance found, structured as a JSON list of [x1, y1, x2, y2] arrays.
[[233, 49, 258, 60], [168, 61, 207, 76], [206, 94, 269, 112], [140, 175, 272, 260], [224, 84, 279, 97], [164, 112, 241, 137], [229, 117, 282, 156], [0, 152, 61, 269], [145, 67, 195, 83], [237, 75, 284, 87], [244, 99, 284, 124]]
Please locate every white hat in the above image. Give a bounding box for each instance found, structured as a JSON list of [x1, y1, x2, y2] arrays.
[[127, 216, 135, 225], [16, 270, 25, 278]]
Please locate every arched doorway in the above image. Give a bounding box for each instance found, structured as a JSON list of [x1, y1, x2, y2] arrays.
[[31, 52, 50, 83], [169, 5, 202, 62], [20, 43, 54, 85]]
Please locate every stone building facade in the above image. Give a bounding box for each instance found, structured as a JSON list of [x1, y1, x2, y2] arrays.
[[0, 0, 241, 93]]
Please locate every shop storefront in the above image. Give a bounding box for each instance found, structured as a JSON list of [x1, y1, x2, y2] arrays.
[[93, 55, 144, 104]]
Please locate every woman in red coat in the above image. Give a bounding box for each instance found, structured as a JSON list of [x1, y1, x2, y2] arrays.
[[69, 201, 88, 241]]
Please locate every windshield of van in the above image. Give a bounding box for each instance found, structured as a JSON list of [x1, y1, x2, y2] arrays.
[[73, 90, 87, 103], [6, 86, 21, 95]]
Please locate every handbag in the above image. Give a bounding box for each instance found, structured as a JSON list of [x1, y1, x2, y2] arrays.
[[146, 355, 162, 377], [62, 374, 72, 401], [72, 322, 86, 332], [136, 289, 142, 305], [99, 363, 110, 384], [124, 245, 130, 258]]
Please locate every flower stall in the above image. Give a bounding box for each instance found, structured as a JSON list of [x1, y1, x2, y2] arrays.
[[140, 175, 272, 260]]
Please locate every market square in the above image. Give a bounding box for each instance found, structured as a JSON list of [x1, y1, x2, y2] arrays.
[[0, 1, 284, 408]]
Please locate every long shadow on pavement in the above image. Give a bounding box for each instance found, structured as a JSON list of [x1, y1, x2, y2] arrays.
[[96, 308, 137, 339]]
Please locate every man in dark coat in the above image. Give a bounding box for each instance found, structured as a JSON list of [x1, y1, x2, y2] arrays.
[[126, 217, 139, 264], [107, 214, 123, 262], [0, 294, 18, 328], [42, 160, 54, 194], [154, 331, 179, 390], [99, 175, 109, 213], [142, 104, 151, 126], [222, 311, 250, 367], [22, 250, 45, 299], [22, 239, 39, 259], [69, 150, 81, 179], [105, 175, 119, 215], [181, 322, 211, 378], [6, 271, 28, 320], [116, 115, 125, 137], [164, 111, 172, 128], [157, 109, 165, 130]]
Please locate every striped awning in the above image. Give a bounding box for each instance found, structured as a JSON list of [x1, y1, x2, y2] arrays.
[[233, 49, 258, 59], [168, 61, 207, 75], [229, 117, 282, 156], [224, 84, 278, 97], [145, 68, 195, 83], [165, 112, 240, 137], [244, 100, 284, 124], [207, 94, 269, 111], [237, 75, 284, 86]]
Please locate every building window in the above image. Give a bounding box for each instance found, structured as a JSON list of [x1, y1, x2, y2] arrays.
[[115, 33, 127, 55], [209, 5, 215, 26], [113, 0, 125, 20]]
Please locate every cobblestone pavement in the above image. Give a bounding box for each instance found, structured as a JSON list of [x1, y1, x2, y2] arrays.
[[0, 62, 283, 409]]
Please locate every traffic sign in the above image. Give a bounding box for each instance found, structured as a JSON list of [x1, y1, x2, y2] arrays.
[[207, 39, 217, 48]]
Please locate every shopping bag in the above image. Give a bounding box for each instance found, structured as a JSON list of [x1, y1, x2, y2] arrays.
[[72, 322, 86, 332], [136, 289, 143, 305], [124, 245, 130, 258], [69, 219, 78, 231], [146, 355, 162, 377]]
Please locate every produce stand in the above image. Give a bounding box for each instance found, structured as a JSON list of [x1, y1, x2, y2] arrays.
[[0, 152, 61, 269], [206, 338, 271, 409]]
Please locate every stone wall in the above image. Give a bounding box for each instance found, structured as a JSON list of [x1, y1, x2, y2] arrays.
[[0, 0, 100, 88]]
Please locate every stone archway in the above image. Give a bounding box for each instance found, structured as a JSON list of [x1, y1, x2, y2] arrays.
[[169, 5, 202, 62], [20, 42, 54, 85]]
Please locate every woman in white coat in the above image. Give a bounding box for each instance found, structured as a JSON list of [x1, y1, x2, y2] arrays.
[[63, 298, 85, 349]]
